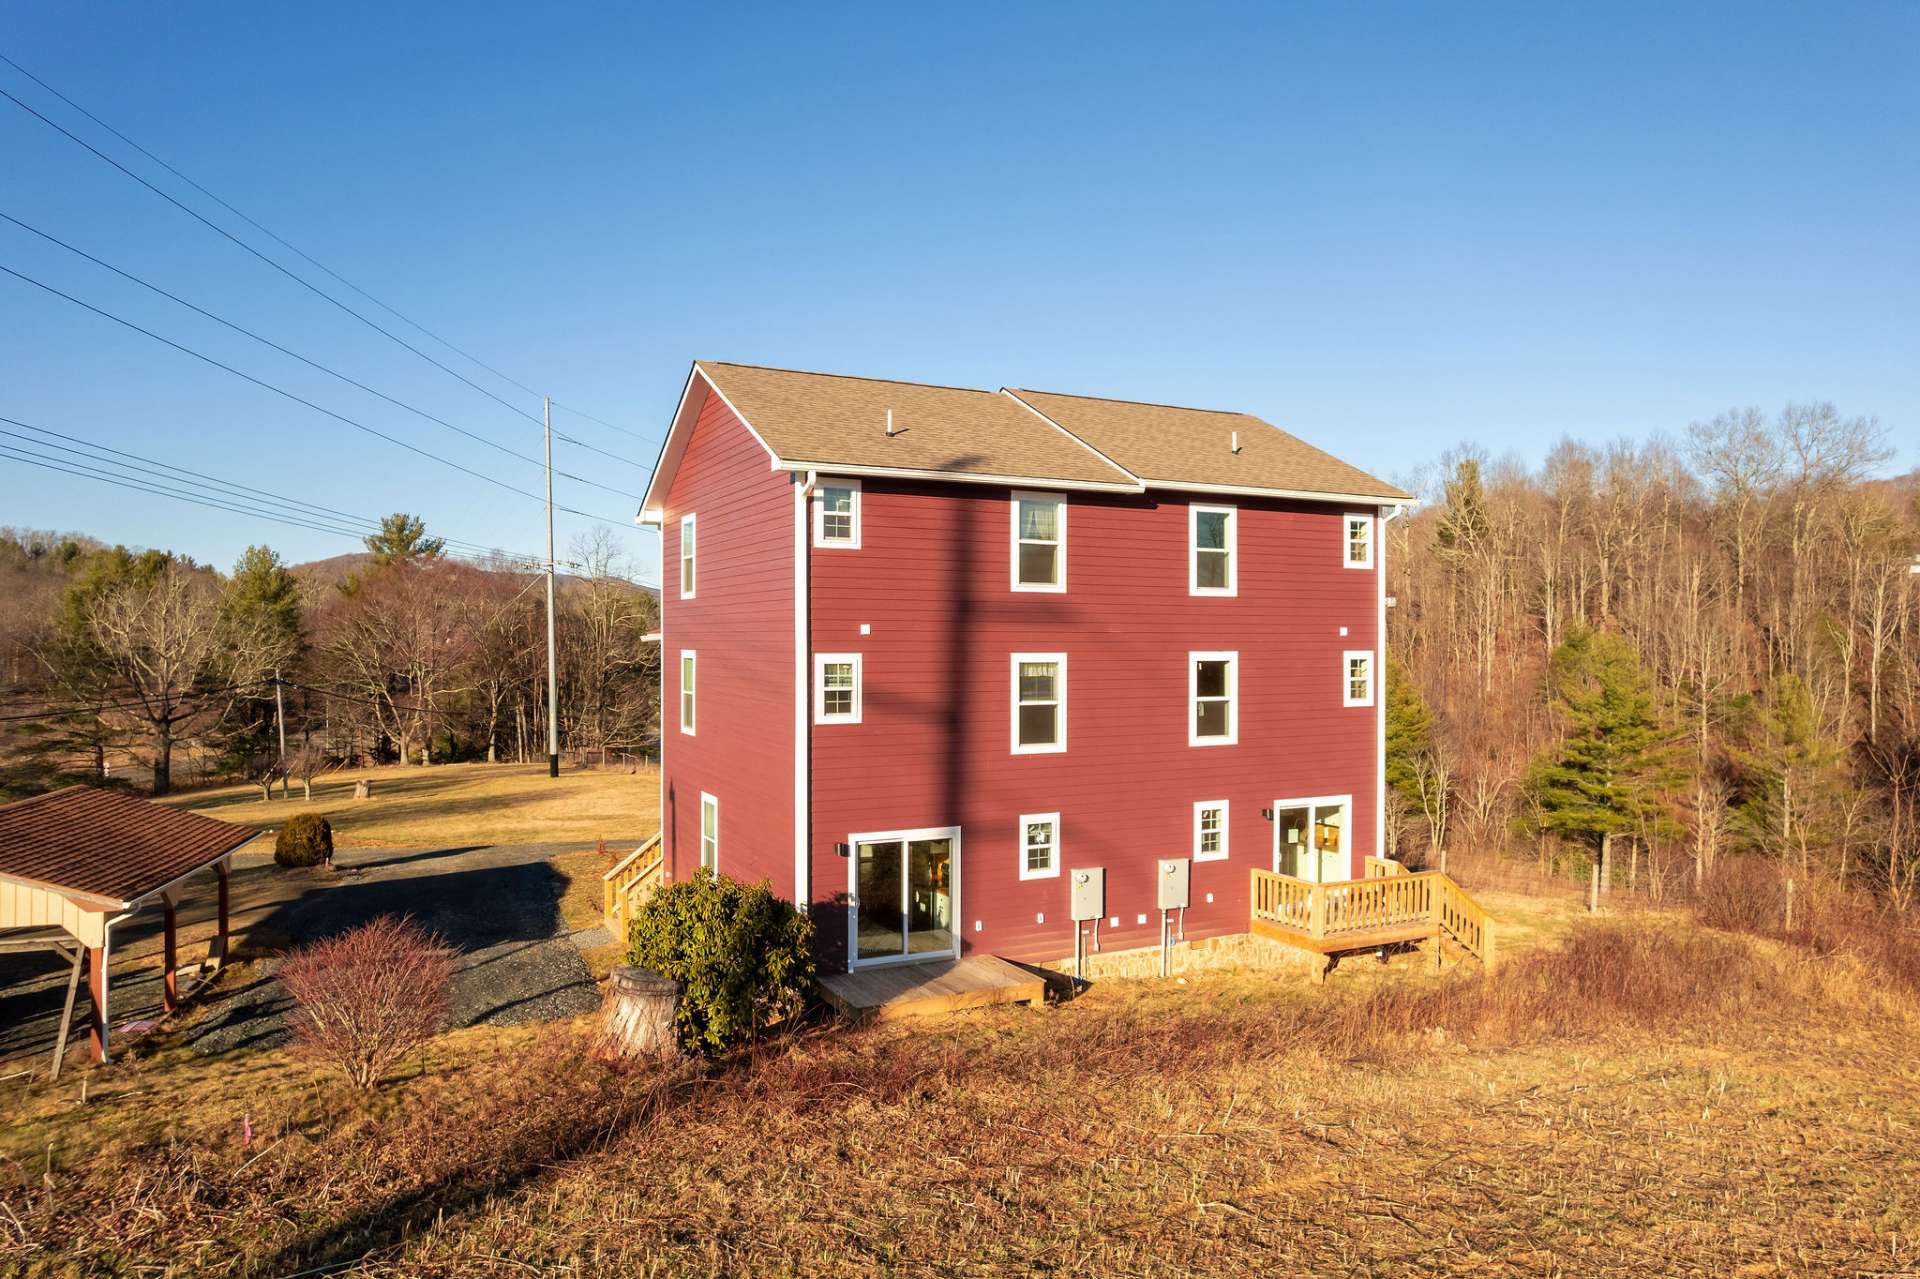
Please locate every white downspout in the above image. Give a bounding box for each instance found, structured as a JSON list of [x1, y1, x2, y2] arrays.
[[1376, 504, 1404, 860], [794, 471, 817, 911]]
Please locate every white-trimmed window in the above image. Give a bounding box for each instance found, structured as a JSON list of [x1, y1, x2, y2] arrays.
[[1011, 653, 1066, 754], [1344, 650, 1375, 707], [814, 653, 862, 723], [699, 792, 719, 872], [813, 481, 861, 548], [1344, 513, 1374, 569], [1018, 812, 1061, 880], [1193, 801, 1229, 862], [1190, 504, 1236, 595], [1190, 651, 1237, 745], [679, 651, 696, 734], [679, 514, 697, 598], [1011, 491, 1066, 591]]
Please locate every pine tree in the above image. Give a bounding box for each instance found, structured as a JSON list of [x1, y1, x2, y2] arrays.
[[364, 514, 446, 566], [1524, 627, 1684, 890], [1383, 655, 1434, 854], [1730, 672, 1844, 873]]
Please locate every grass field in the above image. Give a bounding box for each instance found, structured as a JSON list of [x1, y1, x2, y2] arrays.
[[5, 902, 1916, 1277], [161, 761, 661, 849]]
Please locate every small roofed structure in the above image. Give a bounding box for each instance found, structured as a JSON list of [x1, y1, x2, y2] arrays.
[[0, 786, 256, 1072]]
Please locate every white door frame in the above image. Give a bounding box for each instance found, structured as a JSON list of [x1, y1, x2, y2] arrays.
[[846, 824, 962, 969], [1270, 794, 1353, 883]]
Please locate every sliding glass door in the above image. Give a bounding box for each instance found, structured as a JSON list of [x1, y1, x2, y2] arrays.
[[851, 826, 960, 966]]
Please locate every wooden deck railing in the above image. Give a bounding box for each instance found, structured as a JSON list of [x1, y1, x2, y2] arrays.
[[1250, 866, 1495, 969], [1362, 856, 1406, 878], [602, 833, 664, 936]]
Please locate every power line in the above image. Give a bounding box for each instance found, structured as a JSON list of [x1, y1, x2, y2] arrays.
[[0, 415, 529, 560], [0, 261, 637, 531], [0, 443, 547, 571], [0, 56, 661, 454], [0, 678, 273, 725], [0, 212, 646, 498]]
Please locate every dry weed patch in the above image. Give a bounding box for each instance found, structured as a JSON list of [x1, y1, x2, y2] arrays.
[[4, 919, 1915, 1277]]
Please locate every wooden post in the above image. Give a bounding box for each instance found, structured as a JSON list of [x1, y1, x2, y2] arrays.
[[1307, 883, 1327, 940], [1784, 878, 1795, 932], [210, 860, 230, 973], [1588, 865, 1600, 913], [161, 892, 178, 1013], [50, 945, 83, 1081], [85, 943, 108, 1064]]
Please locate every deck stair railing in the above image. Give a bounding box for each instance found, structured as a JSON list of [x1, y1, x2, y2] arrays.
[[1250, 865, 1495, 970], [602, 833, 664, 936]]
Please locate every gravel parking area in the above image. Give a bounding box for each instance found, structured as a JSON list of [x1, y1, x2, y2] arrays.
[[0, 843, 605, 1065]]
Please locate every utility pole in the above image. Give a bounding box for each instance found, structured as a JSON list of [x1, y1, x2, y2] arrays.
[[273, 669, 288, 798], [545, 396, 560, 778]]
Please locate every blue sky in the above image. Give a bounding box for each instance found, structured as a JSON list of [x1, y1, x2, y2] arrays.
[[3, 3, 1914, 586]]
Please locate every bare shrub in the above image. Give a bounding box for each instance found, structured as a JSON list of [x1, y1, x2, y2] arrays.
[[278, 915, 455, 1088], [1699, 854, 1920, 997]]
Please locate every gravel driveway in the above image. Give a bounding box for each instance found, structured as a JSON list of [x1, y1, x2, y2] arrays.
[[0, 842, 614, 1065]]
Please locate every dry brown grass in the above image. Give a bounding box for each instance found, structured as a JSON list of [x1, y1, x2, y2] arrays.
[[160, 761, 661, 848], [4, 912, 1915, 1277]]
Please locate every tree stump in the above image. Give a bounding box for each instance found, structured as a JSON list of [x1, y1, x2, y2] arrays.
[[596, 965, 681, 1060], [353, 779, 373, 800]]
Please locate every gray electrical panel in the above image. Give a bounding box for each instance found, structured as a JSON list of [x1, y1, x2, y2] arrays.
[[1157, 858, 1191, 910], [1069, 867, 1105, 921]]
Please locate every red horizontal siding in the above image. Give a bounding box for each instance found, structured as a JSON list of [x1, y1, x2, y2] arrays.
[[807, 482, 1379, 969], [660, 390, 794, 897]]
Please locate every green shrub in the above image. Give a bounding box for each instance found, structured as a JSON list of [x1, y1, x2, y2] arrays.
[[625, 869, 814, 1055], [275, 813, 333, 868]]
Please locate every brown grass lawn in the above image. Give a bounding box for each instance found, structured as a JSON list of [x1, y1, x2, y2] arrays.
[[5, 907, 1917, 1277], [160, 761, 661, 849]]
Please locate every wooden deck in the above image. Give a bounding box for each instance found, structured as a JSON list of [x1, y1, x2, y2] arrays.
[[1249, 863, 1495, 979], [820, 955, 1047, 1020]]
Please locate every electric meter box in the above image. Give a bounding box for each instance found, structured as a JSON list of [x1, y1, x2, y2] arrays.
[[1157, 858, 1191, 911], [1069, 867, 1106, 922]]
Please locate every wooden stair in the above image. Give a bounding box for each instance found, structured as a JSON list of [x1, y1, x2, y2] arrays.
[[1249, 860, 1494, 981], [602, 833, 664, 937]]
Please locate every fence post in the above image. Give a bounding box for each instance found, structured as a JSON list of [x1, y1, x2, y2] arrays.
[[1588, 865, 1600, 914], [1784, 878, 1795, 933]]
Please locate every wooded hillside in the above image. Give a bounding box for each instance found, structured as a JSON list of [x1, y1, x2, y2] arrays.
[[1384, 401, 1918, 904]]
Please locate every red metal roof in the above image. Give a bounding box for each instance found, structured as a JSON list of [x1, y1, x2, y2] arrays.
[[0, 786, 256, 906]]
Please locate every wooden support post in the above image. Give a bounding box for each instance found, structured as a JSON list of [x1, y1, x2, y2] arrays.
[[85, 944, 108, 1064], [161, 892, 179, 1013], [50, 945, 83, 1081], [210, 860, 230, 972], [1307, 884, 1327, 940], [1588, 865, 1600, 913]]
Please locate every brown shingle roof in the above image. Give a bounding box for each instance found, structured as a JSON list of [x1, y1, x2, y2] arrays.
[[1006, 389, 1411, 501], [0, 786, 256, 906], [697, 362, 1138, 488]]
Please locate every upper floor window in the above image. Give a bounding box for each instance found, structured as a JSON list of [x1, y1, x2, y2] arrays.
[[1344, 650, 1375, 707], [679, 651, 696, 734], [1190, 504, 1236, 595], [1190, 651, 1237, 746], [1344, 513, 1374, 569], [679, 514, 697, 598], [814, 653, 862, 724], [814, 481, 861, 548], [1193, 800, 1229, 862], [1012, 492, 1065, 591], [700, 792, 719, 872], [1019, 812, 1061, 880], [1011, 653, 1066, 754]]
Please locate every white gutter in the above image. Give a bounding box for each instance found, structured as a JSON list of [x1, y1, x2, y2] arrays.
[[1375, 503, 1406, 858], [793, 469, 816, 912]]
